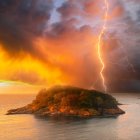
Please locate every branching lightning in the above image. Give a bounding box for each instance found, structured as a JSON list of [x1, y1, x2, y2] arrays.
[[97, 0, 109, 92], [118, 41, 136, 73]]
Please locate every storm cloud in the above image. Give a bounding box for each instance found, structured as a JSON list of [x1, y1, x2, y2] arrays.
[[0, 0, 140, 92], [0, 0, 53, 55]]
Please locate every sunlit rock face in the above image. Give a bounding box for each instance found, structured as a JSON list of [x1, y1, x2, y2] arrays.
[[7, 86, 125, 118]]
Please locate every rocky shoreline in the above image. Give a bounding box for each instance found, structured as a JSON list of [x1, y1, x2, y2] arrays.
[[6, 107, 125, 118], [7, 86, 125, 118]]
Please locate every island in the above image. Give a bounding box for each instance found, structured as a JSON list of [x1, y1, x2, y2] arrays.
[[7, 86, 125, 118]]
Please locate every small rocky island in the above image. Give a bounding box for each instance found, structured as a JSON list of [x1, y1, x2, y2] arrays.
[[7, 86, 125, 118]]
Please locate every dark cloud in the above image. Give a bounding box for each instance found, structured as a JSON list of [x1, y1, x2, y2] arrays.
[[0, 0, 53, 55], [57, 1, 80, 19]]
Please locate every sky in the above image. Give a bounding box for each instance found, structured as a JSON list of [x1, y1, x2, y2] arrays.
[[0, 0, 140, 93]]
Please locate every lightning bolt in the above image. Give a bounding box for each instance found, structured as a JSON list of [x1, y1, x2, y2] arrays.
[[97, 0, 109, 92]]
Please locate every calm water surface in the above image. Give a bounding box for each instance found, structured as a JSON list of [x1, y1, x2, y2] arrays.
[[0, 93, 140, 140]]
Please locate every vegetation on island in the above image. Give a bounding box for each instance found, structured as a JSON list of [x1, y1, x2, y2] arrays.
[[7, 86, 125, 118]]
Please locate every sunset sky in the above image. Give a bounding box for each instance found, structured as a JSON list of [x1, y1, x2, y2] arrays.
[[0, 0, 140, 94]]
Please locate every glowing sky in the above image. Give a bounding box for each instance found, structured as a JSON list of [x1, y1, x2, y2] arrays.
[[0, 0, 140, 93]]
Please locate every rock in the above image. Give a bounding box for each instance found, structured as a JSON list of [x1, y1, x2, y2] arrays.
[[6, 85, 125, 118]]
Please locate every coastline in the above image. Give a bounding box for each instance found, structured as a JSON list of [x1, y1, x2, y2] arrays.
[[6, 86, 125, 118]]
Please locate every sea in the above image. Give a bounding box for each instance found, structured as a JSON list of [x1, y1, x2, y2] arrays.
[[0, 93, 140, 140]]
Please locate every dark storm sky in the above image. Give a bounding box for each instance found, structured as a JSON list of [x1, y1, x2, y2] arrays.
[[0, 0, 140, 92]]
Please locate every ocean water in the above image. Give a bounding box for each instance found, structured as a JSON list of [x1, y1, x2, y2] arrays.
[[0, 93, 140, 140]]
